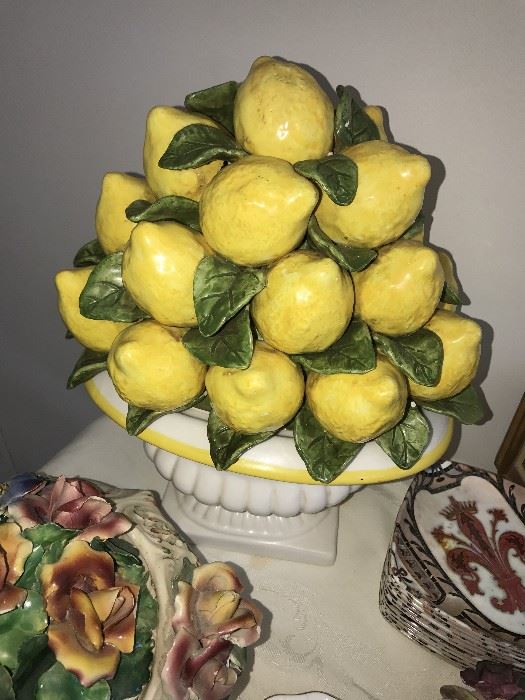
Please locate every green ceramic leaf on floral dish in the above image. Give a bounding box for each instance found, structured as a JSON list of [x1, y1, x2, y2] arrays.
[[292, 319, 375, 374], [0, 665, 14, 700], [18, 523, 77, 590], [108, 583, 157, 700], [194, 256, 266, 336], [183, 307, 254, 369], [125, 195, 201, 231], [207, 410, 276, 471], [79, 252, 148, 323], [400, 211, 425, 240], [376, 404, 430, 469], [12, 634, 56, 700], [294, 153, 358, 206], [125, 389, 208, 436], [441, 281, 462, 305], [373, 329, 443, 386], [159, 124, 246, 170], [89, 536, 143, 582], [415, 384, 485, 424], [0, 591, 48, 671], [307, 217, 376, 272], [185, 80, 239, 134], [36, 662, 110, 700], [73, 239, 106, 268], [66, 349, 107, 390], [293, 402, 363, 483]]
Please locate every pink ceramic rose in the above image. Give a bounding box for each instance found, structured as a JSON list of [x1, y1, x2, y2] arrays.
[[7, 475, 131, 541], [162, 562, 263, 700]]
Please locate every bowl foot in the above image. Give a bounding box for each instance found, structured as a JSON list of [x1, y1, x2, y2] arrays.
[[162, 484, 340, 565]]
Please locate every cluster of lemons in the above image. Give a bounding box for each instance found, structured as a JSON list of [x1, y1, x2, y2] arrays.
[[56, 56, 482, 452]]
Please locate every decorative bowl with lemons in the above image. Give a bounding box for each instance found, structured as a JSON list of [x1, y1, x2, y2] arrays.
[[55, 57, 485, 557]]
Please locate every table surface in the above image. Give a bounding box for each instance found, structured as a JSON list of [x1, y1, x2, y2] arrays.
[[41, 416, 461, 700]]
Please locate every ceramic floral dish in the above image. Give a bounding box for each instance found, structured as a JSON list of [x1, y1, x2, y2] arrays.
[[380, 461, 525, 670], [0, 473, 262, 699]]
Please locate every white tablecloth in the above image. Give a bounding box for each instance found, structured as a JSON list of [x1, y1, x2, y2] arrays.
[[41, 416, 460, 699]]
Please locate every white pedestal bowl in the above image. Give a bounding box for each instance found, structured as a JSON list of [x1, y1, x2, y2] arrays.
[[86, 372, 453, 565]]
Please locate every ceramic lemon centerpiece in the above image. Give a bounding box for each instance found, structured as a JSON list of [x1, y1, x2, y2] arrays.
[[55, 57, 485, 562]]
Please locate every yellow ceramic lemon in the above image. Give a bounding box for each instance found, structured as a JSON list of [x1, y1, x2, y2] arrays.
[[55, 268, 130, 352], [307, 356, 407, 443], [108, 320, 206, 410], [251, 251, 354, 354], [408, 310, 482, 401], [363, 105, 388, 141], [122, 221, 210, 327], [233, 56, 334, 164], [95, 172, 154, 254], [143, 106, 223, 200], [205, 341, 304, 433], [353, 240, 444, 336], [315, 141, 431, 248], [200, 155, 318, 266]]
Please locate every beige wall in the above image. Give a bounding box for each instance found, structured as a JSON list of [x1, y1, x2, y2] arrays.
[[1, 0, 524, 475]]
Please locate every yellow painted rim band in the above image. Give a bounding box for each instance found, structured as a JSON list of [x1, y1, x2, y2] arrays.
[[85, 379, 454, 486]]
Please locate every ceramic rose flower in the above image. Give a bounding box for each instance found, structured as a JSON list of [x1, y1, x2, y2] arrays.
[[7, 474, 131, 541], [40, 539, 139, 687], [162, 562, 262, 700], [0, 522, 32, 614]]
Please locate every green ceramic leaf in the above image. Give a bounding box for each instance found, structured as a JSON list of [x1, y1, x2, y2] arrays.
[[294, 154, 358, 206], [374, 329, 443, 386], [207, 410, 276, 470], [159, 124, 246, 170], [292, 319, 375, 374], [0, 665, 14, 700], [293, 402, 363, 483], [185, 80, 239, 134], [0, 591, 48, 671], [307, 217, 376, 272], [415, 384, 485, 424], [79, 252, 148, 322], [183, 307, 254, 368], [401, 212, 425, 240], [73, 239, 106, 268], [36, 662, 110, 700], [12, 634, 56, 700], [125, 389, 207, 436], [108, 584, 157, 700], [176, 556, 196, 586], [125, 195, 201, 231], [90, 537, 142, 581], [376, 405, 430, 469], [18, 523, 77, 589], [66, 349, 107, 389], [334, 84, 353, 152], [352, 94, 382, 146], [441, 281, 462, 305], [194, 394, 212, 412], [194, 256, 266, 336], [126, 405, 169, 436]]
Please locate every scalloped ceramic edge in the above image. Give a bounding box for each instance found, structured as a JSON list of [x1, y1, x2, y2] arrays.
[[85, 371, 453, 486], [96, 483, 200, 699]]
